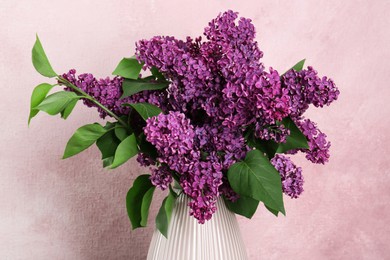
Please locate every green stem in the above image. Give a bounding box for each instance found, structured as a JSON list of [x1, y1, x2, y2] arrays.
[[57, 76, 128, 127]]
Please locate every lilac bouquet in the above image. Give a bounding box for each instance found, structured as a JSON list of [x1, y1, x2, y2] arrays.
[[29, 10, 339, 237]]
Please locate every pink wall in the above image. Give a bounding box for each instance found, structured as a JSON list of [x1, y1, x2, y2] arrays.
[[1, 0, 389, 259]]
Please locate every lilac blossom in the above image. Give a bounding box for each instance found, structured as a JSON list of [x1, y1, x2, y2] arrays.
[[61, 69, 130, 118], [282, 66, 339, 118], [144, 112, 224, 223], [150, 165, 172, 191], [296, 118, 331, 164], [271, 155, 304, 198], [255, 123, 290, 143], [60, 10, 339, 223]]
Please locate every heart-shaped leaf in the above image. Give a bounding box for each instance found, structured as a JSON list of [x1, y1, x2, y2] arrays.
[[227, 149, 285, 215], [224, 195, 260, 219]]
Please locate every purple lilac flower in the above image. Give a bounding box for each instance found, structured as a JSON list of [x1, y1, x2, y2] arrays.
[[182, 153, 223, 223], [60, 10, 339, 223], [150, 165, 172, 191], [61, 69, 130, 118], [271, 154, 304, 198], [136, 153, 156, 167], [61, 69, 168, 118], [144, 112, 224, 223], [295, 118, 331, 164], [195, 123, 249, 170], [255, 123, 290, 143], [144, 111, 198, 172], [282, 66, 339, 118], [136, 11, 290, 130]]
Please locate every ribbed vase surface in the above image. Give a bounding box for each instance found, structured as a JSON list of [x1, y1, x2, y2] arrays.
[[147, 194, 248, 260]]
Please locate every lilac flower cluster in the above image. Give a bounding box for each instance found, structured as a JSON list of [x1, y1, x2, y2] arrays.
[[271, 155, 304, 198], [150, 165, 172, 191], [135, 11, 338, 221], [144, 112, 224, 223], [62, 69, 130, 118], [255, 124, 290, 143], [295, 118, 331, 164], [62, 69, 169, 119], [60, 10, 339, 222], [282, 66, 339, 118]]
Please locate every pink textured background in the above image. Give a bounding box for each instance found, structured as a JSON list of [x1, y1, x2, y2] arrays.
[[1, 0, 389, 259]]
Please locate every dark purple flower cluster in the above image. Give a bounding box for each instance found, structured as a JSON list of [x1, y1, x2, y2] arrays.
[[282, 66, 339, 118], [144, 112, 224, 223], [271, 155, 304, 198], [150, 165, 172, 191], [135, 10, 338, 221], [60, 10, 339, 223], [62, 69, 130, 118], [295, 118, 331, 164], [255, 123, 290, 143]]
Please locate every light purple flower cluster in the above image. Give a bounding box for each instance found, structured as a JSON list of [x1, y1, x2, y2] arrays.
[[271, 154, 304, 198]]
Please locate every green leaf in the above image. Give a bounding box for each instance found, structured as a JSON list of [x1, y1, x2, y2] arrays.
[[140, 187, 155, 227], [112, 57, 143, 79], [60, 99, 78, 119], [103, 121, 116, 131], [36, 91, 79, 116], [247, 133, 278, 159], [276, 117, 309, 153], [138, 133, 158, 160], [224, 195, 260, 219], [126, 175, 155, 229], [96, 130, 121, 163], [283, 59, 306, 75], [28, 83, 54, 124], [103, 157, 114, 168], [115, 126, 128, 141], [63, 123, 107, 159], [124, 103, 162, 120], [169, 184, 178, 198], [109, 134, 138, 169], [156, 191, 177, 238], [121, 79, 169, 98], [150, 67, 166, 81], [265, 205, 279, 217], [227, 149, 285, 215], [32, 35, 57, 78]]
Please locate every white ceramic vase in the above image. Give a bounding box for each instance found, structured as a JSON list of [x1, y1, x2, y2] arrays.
[[147, 194, 248, 260]]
